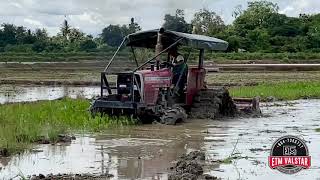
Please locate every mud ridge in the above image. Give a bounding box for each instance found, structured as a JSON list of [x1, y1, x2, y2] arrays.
[[0, 148, 9, 157], [34, 134, 76, 144], [0, 79, 255, 87], [29, 173, 114, 180]]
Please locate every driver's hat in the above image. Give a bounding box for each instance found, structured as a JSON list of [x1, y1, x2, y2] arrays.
[[176, 55, 184, 62]]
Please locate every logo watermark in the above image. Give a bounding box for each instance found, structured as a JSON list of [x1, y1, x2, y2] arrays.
[[268, 135, 311, 174]]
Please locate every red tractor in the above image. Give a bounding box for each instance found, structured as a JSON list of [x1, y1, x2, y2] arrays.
[[90, 28, 260, 124]]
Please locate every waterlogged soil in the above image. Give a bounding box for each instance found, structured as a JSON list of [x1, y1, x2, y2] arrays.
[[0, 85, 101, 104], [0, 100, 320, 179], [2, 61, 320, 87], [1, 69, 320, 104]]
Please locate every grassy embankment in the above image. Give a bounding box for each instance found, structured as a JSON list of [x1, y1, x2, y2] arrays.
[[1, 52, 320, 63], [206, 52, 320, 61], [0, 98, 137, 155], [230, 81, 320, 101]]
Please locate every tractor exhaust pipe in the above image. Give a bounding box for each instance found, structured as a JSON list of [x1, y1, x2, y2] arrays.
[[155, 28, 165, 70]]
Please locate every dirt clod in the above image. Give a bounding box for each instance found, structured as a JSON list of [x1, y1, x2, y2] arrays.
[[249, 148, 270, 153], [259, 130, 287, 134], [179, 151, 206, 161], [0, 148, 9, 157], [57, 134, 75, 143], [35, 134, 76, 145], [35, 137, 50, 144], [266, 96, 277, 102], [203, 174, 219, 180], [169, 151, 219, 180]]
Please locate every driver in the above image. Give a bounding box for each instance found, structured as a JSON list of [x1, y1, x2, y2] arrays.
[[168, 47, 188, 96]]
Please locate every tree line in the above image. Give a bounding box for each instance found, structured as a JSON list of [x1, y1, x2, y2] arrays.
[[164, 1, 320, 53], [0, 0, 319, 53], [0, 17, 141, 53]]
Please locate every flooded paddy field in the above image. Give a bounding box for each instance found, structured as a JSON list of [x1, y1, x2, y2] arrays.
[[0, 84, 100, 104], [0, 100, 319, 179], [4, 71, 320, 88], [1, 61, 320, 179], [2, 61, 320, 87]]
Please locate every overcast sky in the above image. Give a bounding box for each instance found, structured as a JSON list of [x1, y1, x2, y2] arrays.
[[0, 0, 319, 36]]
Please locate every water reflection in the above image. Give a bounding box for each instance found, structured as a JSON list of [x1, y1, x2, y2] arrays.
[[0, 85, 100, 104], [0, 124, 206, 179]]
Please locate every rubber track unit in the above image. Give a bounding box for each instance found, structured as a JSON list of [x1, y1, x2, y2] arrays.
[[190, 88, 237, 119], [160, 106, 187, 125]]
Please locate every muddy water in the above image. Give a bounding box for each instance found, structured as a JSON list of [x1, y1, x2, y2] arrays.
[[0, 85, 100, 104], [1, 100, 320, 179]]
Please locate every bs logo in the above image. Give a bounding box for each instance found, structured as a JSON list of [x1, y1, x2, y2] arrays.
[[268, 135, 311, 174]]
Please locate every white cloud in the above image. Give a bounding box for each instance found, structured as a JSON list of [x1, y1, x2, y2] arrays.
[[280, 6, 294, 14], [24, 18, 43, 27], [279, 0, 320, 16], [0, 0, 319, 36], [77, 12, 100, 25]]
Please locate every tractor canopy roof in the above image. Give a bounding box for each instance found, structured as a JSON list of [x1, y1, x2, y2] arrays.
[[125, 29, 228, 51]]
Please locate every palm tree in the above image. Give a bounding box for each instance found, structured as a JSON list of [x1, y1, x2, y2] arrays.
[[60, 17, 71, 39]]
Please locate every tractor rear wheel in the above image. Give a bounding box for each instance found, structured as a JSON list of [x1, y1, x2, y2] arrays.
[[160, 106, 187, 125]]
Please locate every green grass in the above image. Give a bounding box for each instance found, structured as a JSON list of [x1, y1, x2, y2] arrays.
[[230, 81, 320, 101], [0, 98, 137, 155], [315, 128, 320, 132]]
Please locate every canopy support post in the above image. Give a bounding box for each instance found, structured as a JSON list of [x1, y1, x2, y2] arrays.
[[104, 37, 127, 72], [198, 49, 204, 68], [131, 46, 139, 67]]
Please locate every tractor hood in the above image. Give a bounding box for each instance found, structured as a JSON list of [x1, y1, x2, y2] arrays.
[[125, 29, 228, 51]]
